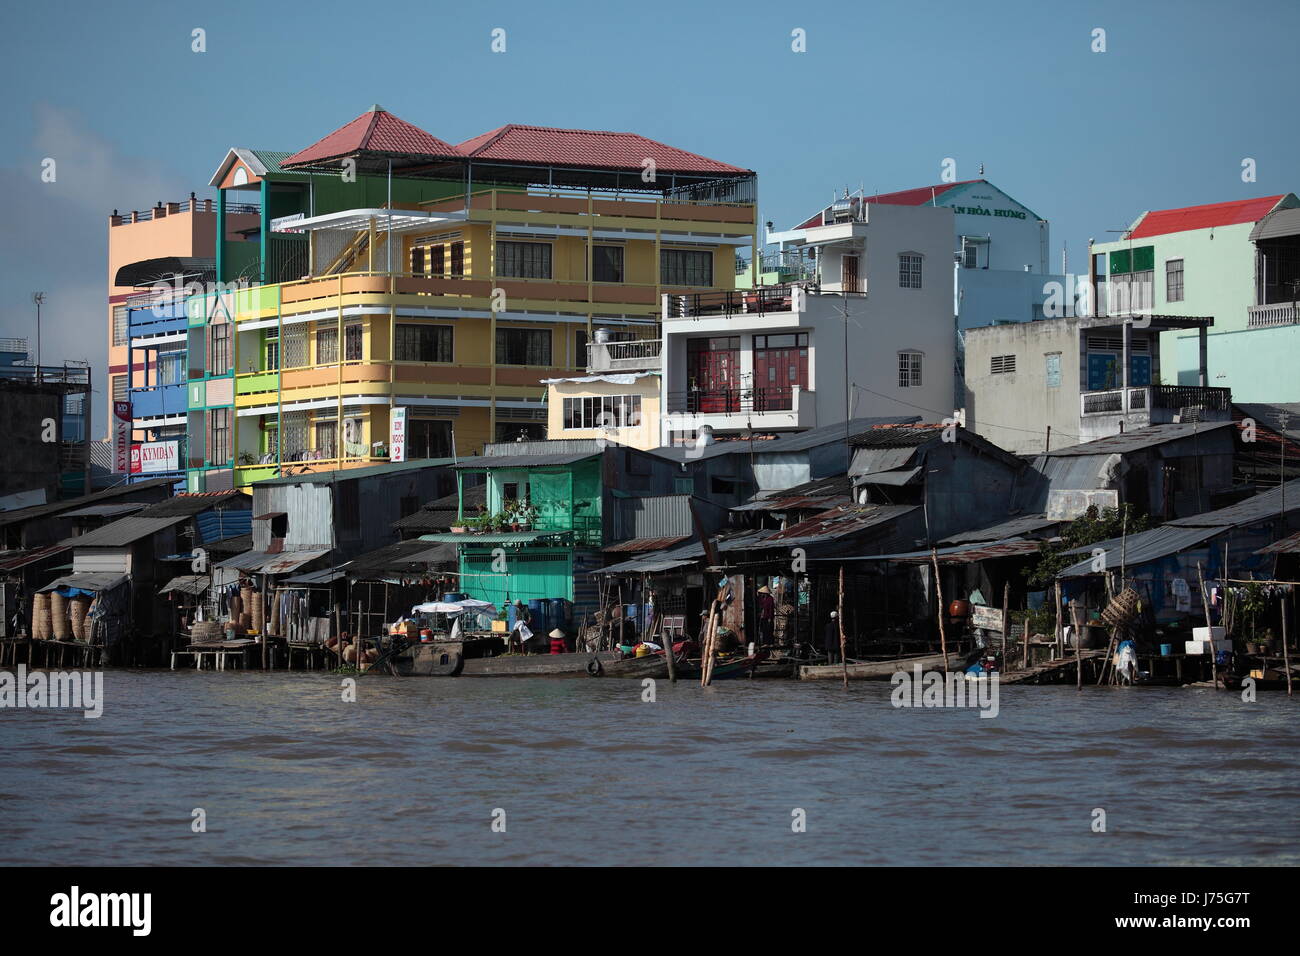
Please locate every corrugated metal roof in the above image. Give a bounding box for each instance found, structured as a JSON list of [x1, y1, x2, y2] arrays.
[[1256, 530, 1300, 555], [252, 458, 454, 486], [137, 492, 243, 517], [1235, 403, 1300, 441], [62, 503, 148, 519], [764, 505, 917, 546], [1128, 195, 1286, 239], [0, 544, 69, 571], [216, 549, 329, 573], [457, 124, 751, 176], [1166, 478, 1300, 528], [941, 515, 1061, 544], [39, 572, 128, 593], [855, 466, 922, 487], [344, 539, 457, 577], [1043, 422, 1234, 456], [60, 515, 189, 549], [0, 477, 174, 528], [160, 574, 210, 595], [418, 530, 571, 544], [1249, 206, 1300, 241], [451, 452, 599, 470], [281, 567, 348, 586], [603, 536, 690, 553], [827, 537, 1044, 564], [1057, 525, 1223, 579]]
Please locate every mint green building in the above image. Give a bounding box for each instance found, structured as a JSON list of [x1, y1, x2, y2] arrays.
[[1088, 193, 1299, 401]]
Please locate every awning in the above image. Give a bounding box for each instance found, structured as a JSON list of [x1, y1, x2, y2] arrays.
[[281, 567, 347, 586], [283, 208, 465, 235], [114, 256, 215, 288], [39, 572, 128, 595], [417, 530, 571, 545], [160, 574, 210, 595], [411, 599, 498, 616], [854, 467, 922, 487], [1056, 526, 1223, 579], [818, 538, 1043, 564]]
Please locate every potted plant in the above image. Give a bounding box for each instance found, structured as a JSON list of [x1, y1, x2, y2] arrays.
[[515, 502, 537, 531]]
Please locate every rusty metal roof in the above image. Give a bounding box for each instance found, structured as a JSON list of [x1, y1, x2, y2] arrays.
[[1256, 530, 1300, 554], [603, 536, 691, 553], [764, 505, 917, 546]]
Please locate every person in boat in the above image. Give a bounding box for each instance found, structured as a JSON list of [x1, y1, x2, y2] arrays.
[[756, 585, 775, 645], [823, 611, 840, 663]]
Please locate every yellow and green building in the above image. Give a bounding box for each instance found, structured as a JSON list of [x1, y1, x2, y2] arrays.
[[183, 107, 757, 491]]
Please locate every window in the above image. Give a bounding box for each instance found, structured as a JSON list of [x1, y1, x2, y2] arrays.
[[265, 338, 279, 371], [962, 241, 979, 270], [316, 327, 339, 364], [495, 421, 545, 442], [112, 374, 127, 402], [899, 254, 923, 289], [897, 351, 923, 387], [575, 329, 589, 368], [315, 419, 337, 458], [158, 350, 185, 386], [344, 322, 363, 361], [1045, 352, 1061, 388], [112, 306, 128, 346], [592, 245, 624, 283], [495, 327, 551, 366], [661, 248, 713, 286], [450, 241, 464, 277], [1107, 245, 1154, 314], [1166, 258, 1184, 302], [673, 477, 694, 494], [395, 324, 453, 363], [207, 407, 231, 465], [411, 247, 425, 277], [563, 395, 643, 430], [990, 354, 1017, 374], [209, 322, 230, 374], [497, 241, 551, 279]]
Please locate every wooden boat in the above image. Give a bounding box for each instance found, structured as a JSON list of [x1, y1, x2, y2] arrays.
[[752, 657, 796, 679], [798, 651, 965, 681], [678, 651, 765, 681], [460, 650, 621, 677], [587, 650, 684, 678]]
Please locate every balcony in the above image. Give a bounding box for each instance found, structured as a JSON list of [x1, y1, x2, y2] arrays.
[[1079, 385, 1232, 436], [664, 285, 807, 320], [129, 383, 187, 422], [587, 338, 661, 373], [1247, 303, 1299, 329], [665, 385, 816, 433]]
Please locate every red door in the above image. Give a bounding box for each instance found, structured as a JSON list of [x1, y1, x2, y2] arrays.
[[688, 337, 739, 412], [752, 334, 808, 410]]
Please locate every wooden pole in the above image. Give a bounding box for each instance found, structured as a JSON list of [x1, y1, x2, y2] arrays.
[[838, 566, 848, 688], [1001, 580, 1010, 664], [1282, 590, 1294, 697], [1073, 603, 1084, 688], [1054, 580, 1064, 661], [1197, 562, 1219, 690], [261, 576, 269, 670], [931, 548, 949, 674]]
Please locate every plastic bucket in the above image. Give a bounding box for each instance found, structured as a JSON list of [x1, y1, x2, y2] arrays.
[[1160, 643, 1173, 657]]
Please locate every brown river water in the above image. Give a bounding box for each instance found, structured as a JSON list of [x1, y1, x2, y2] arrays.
[[2, 670, 1297, 866]]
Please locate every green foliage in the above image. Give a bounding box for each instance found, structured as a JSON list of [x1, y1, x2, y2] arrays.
[[1024, 504, 1150, 588]]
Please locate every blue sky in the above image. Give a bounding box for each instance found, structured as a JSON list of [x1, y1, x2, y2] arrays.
[[2, 0, 1296, 436]]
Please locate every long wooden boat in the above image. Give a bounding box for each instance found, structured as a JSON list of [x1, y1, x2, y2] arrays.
[[797, 651, 965, 681], [460, 650, 621, 677], [677, 652, 765, 681]]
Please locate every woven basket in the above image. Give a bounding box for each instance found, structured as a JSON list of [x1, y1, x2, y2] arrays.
[[51, 592, 71, 641], [32, 592, 51, 640], [1101, 588, 1140, 627], [69, 595, 91, 642]]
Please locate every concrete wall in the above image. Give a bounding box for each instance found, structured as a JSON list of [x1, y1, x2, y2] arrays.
[[1176, 324, 1300, 402], [964, 320, 1080, 454], [0, 388, 61, 502]]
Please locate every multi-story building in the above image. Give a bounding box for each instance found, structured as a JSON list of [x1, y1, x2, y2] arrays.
[[661, 201, 955, 443], [0, 338, 91, 501], [1087, 193, 1299, 400], [542, 327, 662, 450], [182, 107, 756, 490], [108, 195, 258, 441], [963, 313, 1232, 455]]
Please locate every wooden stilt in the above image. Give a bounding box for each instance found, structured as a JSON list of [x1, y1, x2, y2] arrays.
[[838, 567, 848, 689], [1283, 590, 1294, 698], [931, 549, 949, 674]]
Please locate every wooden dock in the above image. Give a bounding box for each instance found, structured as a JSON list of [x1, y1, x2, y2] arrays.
[[1, 637, 103, 668], [997, 649, 1107, 684]]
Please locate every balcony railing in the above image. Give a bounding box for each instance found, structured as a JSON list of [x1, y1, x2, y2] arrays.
[[667, 386, 798, 415], [1080, 385, 1231, 418], [587, 338, 662, 373], [665, 285, 805, 320], [1247, 303, 1299, 328], [110, 197, 217, 226]]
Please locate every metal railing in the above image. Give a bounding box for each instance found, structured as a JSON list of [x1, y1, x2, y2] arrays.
[[667, 386, 796, 414], [587, 338, 662, 372], [110, 197, 217, 226], [665, 284, 805, 319], [1081, 385, 1231, 417]]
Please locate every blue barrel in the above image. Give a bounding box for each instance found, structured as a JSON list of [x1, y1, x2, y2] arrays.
[[506, 604, 518, 631], [528, 599, 547, 633], [624, 604, 638, 626], [442, 592, 466, 603], [553, 599, 572, 627]]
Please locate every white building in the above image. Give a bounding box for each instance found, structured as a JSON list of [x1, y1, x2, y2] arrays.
[[660, 202, 955, 443]]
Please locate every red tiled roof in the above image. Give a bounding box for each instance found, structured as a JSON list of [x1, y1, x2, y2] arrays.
[[794, 180, 981, 229], [457, 124, 750, 176], [282, 106, 462, 167], [1127, 195, 1285, 239]]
